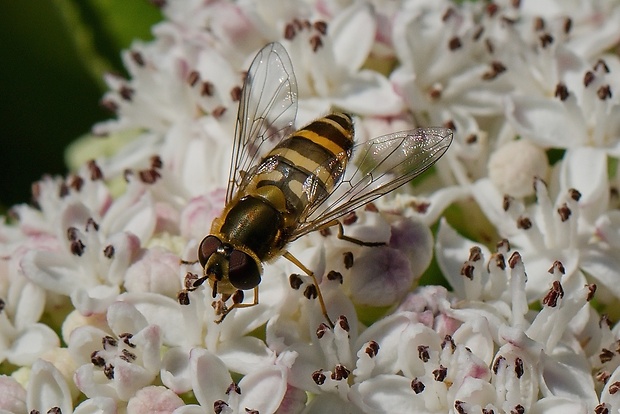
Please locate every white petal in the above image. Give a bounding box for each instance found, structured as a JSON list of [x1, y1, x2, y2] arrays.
[[577, 247, 620, 298], [354, 312, 416, 376], [132, 324, 163, 373], [470, 178, 519, 238], [236, 365, 287, 414], [118, 292, 188, 347], [106, 301, 149, 336], [20, 250, 85, 295], [333, 71, 403, 116], [101, 185, 156, 242], [452, 377, 497, 406], [72, 285, 121, 316], [73, 396, 118, 414], [74, 365, 118, 400], [68, 325, 110, 366], [330, 2, 375, 70], [105, 232, 141, 286], [161, 347, 193, 394], [595, 211, 620, 248], [540, 347, 597, 406], [10, 281, 45, 330], [505, 96, 586, 148], [600, 365, 620, 409], [350, 374, 418, 414], [559, 147, 609, 221], [188, 348, 232, 408], [216, 336, 275, 375], [419, 185, 471, 226], [529, 397, 588, 414], [27, 359, 73, 414], [435, 218, 491, 296], [452, 317, 495, 366], [7, 324, 60, 366], [113, 359, 157, 402]]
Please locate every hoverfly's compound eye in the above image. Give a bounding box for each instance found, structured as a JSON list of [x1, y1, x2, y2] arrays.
[[198, 235, 222, 268], [228, 250, 261, 290]]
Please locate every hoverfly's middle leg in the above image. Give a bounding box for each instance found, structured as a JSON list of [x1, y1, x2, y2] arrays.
[[322, 220, 386, 247], [283, 251, 335, 328]]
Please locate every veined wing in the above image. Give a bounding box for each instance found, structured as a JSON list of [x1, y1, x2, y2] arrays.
[[226, 42, 298, 203], [290, 127, 453, 240]]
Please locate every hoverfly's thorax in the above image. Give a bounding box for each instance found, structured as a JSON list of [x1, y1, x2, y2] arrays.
[[219, 196, 283, 260]]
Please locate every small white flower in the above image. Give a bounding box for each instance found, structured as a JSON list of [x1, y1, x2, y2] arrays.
[[26, 359, 74, 414], [283, 2, 403, 123], [70, 301, 163, 402], [172, 348, 292, 414], [436, 220, 600, 408], [505, 53, 620, 153]]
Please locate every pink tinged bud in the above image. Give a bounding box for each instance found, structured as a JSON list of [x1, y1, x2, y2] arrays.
[[348, 246, 413, 307]]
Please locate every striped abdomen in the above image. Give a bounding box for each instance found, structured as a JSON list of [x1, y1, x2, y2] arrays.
[[251, 112, 354, 219]]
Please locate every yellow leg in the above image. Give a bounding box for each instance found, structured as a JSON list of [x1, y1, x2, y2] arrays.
[[322, 220, 386, 247], [283, 251, 334, 328], [214, 287, 259, 324]]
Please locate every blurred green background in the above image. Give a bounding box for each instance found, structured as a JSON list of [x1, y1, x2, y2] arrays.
[[0, 0, 162, 209]]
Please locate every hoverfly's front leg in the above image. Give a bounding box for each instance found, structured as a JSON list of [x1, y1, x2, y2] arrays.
[[322, 219, 386, 247], [212, 287, 259, 324], [283, 251, 335, 328]]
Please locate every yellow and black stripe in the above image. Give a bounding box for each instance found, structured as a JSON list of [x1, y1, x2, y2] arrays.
[[252, 112, 354, 216]]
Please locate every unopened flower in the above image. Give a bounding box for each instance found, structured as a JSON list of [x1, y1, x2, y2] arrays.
[[488, 139, 549, 198]]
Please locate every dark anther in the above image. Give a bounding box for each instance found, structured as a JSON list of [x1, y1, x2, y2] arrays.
[[201, 81, 214, 96], [304, 284, 318, 300], [316, 323, 330, 339], [508, 252, 522, 268], [433, 365, 448, 382], [343, 252, 354, 269], [312, 369, 326, 385], [411, 377, 425, 394], [326, 270, 343, 284], [514, 357, 524, 378], [516, 216, 532, 229], [331, 364, 350, 380], [289, 274, 303, 290], [365, 340, 380, 357], [418, 345, 430, 362]]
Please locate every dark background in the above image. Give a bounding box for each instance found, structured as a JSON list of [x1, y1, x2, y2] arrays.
[[0, 1, 161, 209]]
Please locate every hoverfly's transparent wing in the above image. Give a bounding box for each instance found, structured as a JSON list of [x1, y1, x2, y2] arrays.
[[290, 127, 453, 239], [226, 42, 298, 203]]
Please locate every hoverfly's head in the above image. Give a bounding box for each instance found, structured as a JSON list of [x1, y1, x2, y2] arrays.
[[198, 235, 262, 296]]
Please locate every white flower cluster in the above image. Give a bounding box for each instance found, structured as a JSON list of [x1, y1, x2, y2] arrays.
[[3, 0, 620, 413]]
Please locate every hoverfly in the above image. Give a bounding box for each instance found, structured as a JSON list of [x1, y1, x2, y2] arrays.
[[181, 42, 452, 326]]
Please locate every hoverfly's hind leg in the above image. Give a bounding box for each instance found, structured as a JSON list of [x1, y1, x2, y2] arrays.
[[323, 220, 386, 247], [283, 251, 335, 328], [213, 287, 259, 324]]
